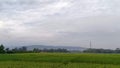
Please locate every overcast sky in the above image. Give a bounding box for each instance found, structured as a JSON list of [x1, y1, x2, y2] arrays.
[[0, 0, 120, 49]]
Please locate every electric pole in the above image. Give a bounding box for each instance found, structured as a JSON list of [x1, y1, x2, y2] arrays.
[[90, 41, 92, 49]]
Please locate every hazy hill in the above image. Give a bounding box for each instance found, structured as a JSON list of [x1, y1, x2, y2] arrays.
[[26, 45, 86, 51]]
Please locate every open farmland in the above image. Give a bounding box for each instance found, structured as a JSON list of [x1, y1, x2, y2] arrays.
[[0, 53, 120, 68]]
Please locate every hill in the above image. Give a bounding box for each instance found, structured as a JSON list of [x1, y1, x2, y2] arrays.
[[26, 45, 86, 51]]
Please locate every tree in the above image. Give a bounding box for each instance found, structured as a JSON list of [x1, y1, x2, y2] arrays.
[[0, 44, 5, 53], [33, 48, 40, 53], [19, 46, 27, 52], [5, 48, 9, 52], [5, 48, 14, 54], [115, 48, 120, 53]]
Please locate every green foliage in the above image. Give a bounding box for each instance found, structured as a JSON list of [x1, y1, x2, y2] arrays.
[[0, 53, 118, 64], [83, 48, 120, 53], [0, 53, 120, 68], [0, 44, 5, 53], [0, 62, 120, 68]]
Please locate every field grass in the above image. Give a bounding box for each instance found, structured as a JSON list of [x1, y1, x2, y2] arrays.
[[0, 53, 120, 68]]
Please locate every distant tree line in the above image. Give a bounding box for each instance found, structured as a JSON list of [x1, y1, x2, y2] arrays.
[[1, 44, 120, 54], [83, 48, 120, 53], [33, 48, 69, 53], [0, 44, 69, 54]]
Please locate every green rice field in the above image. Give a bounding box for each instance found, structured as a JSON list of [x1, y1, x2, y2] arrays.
[[0, 53, 120, 68]]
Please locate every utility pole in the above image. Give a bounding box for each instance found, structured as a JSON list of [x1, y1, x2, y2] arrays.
[[90, 41, 92, 49]]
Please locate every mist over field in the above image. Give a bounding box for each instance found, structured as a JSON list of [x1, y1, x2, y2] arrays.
[[0, 0, 120, 49]]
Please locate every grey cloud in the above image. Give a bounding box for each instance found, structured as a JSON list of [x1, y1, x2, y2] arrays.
[[0, 0, 120, 49]]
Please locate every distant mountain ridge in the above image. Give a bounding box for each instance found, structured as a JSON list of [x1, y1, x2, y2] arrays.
[[26, 45, 86, 51]]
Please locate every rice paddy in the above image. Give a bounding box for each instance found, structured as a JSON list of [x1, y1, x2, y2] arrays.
[[0, 53, 120, 68]]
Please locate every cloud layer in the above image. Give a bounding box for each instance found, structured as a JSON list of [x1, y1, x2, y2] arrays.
[[0, 0, 120, 49]]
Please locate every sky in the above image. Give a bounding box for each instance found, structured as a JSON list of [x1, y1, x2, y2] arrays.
[[0, 0, 120, 49]]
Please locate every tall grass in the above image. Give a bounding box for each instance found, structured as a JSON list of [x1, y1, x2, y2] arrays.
[[0, 53, 120, 68], [0, 53, 120, 64], [0, 61, 120, 68]]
